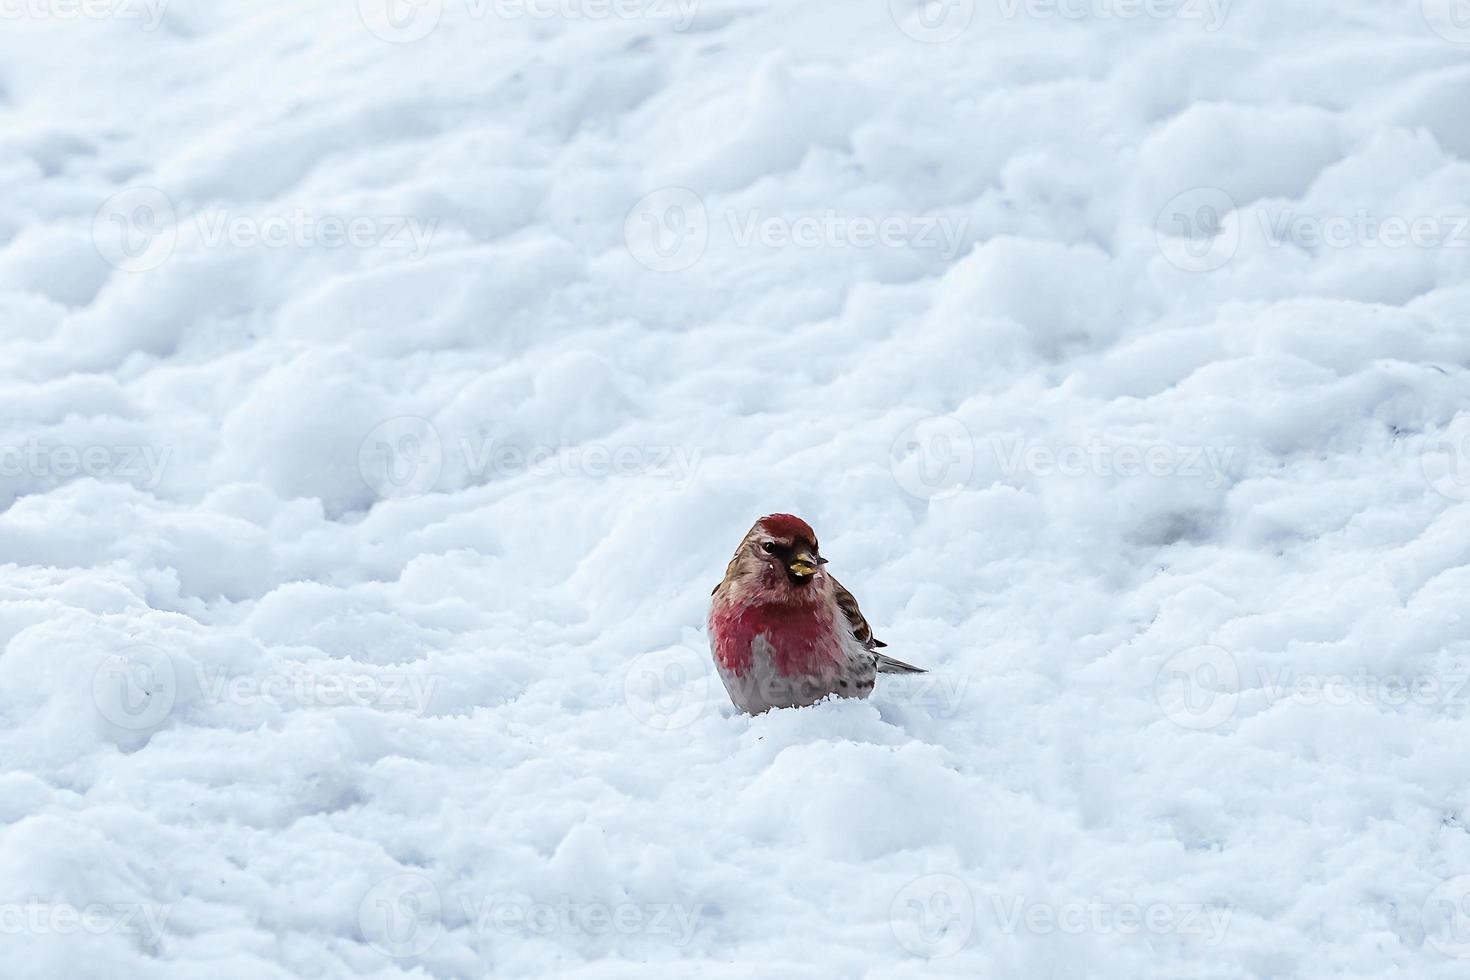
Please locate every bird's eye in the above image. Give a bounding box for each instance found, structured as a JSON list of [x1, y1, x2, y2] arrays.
[[761, 541, 777, 554]]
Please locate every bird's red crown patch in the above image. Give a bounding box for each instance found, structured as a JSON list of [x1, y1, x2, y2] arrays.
[[758, 513, 816, 544]]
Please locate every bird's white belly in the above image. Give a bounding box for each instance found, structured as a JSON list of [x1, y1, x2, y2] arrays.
[[715, 634, 876, 714]]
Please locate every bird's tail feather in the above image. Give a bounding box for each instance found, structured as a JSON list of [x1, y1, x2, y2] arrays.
[[875, 653, 926, 674]]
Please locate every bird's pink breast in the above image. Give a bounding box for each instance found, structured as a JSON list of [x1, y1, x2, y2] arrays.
[[709, 599, 840, 677]]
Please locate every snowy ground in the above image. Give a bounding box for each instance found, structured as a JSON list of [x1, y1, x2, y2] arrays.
[[3, 0, 1470, 976]]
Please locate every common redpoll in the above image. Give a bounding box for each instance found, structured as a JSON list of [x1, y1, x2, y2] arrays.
[[708, 514, 925, 714]]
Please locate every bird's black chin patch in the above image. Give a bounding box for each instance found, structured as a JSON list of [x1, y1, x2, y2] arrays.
[[786, 570, 816, 587]]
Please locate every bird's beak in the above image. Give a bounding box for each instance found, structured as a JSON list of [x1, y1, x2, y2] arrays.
[[788, 551, 828, 580]]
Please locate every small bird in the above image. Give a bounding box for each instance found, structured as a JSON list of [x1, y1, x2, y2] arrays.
[[708, 513, 925, 714]]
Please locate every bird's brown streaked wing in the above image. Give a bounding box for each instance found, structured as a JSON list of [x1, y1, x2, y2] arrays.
[[831, 576, 886, 650], [834, 577, 927, 674]]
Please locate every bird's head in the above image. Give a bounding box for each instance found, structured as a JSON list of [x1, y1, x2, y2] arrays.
[[735, 513, 828, 592]]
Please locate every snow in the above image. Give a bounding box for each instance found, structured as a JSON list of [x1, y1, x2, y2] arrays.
[[2, 0, 1470, 976]]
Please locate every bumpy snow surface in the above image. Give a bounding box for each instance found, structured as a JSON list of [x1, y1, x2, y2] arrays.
[[3, 1, 1470, 977]]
